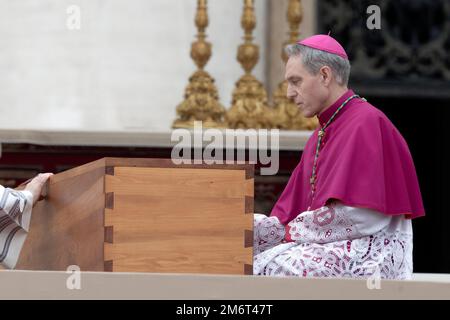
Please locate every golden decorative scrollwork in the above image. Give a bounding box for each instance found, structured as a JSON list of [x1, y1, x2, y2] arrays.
[[226, 0, 273, 129], [271, 0, 318, 130], [173, 0, 225, 129]]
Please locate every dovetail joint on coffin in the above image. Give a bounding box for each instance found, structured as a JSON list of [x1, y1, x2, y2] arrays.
[[105, 166, 115, 176], [244, 229, 253, 248], [104, 226, 114, 244], [245, 196, 253, 214], [244, 264, 253, 275], [104, 260, 113, 272], [105, 192, 114, 210]]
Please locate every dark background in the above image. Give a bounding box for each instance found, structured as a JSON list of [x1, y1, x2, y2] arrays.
[[369, 96, 450, 273]]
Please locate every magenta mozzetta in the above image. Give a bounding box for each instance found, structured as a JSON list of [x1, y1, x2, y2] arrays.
[[271, 88, 425, 224]]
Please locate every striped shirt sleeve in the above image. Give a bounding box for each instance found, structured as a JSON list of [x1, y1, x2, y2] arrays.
[[0, 186, 34, 269]]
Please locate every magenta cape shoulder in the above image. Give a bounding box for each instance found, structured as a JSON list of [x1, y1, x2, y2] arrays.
[[271, 90, 425, 224]]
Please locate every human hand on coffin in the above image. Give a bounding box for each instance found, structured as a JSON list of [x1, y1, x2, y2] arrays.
[[21, 173, 53, 205]]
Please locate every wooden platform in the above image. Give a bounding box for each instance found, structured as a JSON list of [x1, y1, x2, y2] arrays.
[[0, 271, 449, 299]]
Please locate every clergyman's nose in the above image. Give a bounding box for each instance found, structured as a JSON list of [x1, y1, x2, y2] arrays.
[[286, 84, 296, 100]]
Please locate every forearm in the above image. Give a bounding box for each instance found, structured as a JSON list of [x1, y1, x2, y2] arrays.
[[0, 186, 34, 269]]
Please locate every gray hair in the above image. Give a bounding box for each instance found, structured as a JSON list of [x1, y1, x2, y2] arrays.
[[285, 43, 351, 86]]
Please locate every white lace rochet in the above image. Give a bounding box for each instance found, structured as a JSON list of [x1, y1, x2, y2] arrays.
[[253, 201, 413, 279]]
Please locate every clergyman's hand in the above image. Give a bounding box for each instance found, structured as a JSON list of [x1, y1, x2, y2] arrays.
[[24, 173, 53, 205]]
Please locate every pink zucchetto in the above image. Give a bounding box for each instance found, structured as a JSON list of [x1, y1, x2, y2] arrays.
[[298, 34, 349, 60]]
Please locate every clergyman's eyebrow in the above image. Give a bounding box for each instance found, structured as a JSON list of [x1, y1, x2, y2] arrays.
[[286, 76, 302, 82]]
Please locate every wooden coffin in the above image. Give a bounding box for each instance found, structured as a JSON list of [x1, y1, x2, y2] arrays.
[[14, 158, 254, 275]]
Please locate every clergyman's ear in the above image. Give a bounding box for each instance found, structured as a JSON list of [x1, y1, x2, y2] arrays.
[[319, 66, 332, 86]]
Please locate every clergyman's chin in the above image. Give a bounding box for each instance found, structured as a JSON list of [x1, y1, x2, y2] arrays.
[[302, 112, 314, 119]]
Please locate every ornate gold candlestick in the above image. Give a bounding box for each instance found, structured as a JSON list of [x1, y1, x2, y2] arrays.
[[226, 0, 272, 129], [173, 0, 225, 129], [272, 0, 318, 130]]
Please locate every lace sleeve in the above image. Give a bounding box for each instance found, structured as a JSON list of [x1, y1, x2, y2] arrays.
[[253, 213, 285, 255], [285, 201, 393, 244]]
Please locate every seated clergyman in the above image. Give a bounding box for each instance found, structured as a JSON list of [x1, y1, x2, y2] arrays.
[[253, 35, 425, 279]]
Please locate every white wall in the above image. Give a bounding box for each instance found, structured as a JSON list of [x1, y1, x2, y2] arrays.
[[0, 0, 268, 131]]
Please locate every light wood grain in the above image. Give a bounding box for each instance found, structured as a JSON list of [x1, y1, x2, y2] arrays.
[[9, 158, 254, 275], [105, 166, 253, 274], [105, 167, 246, 198], [15, 165, 105, 271]]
